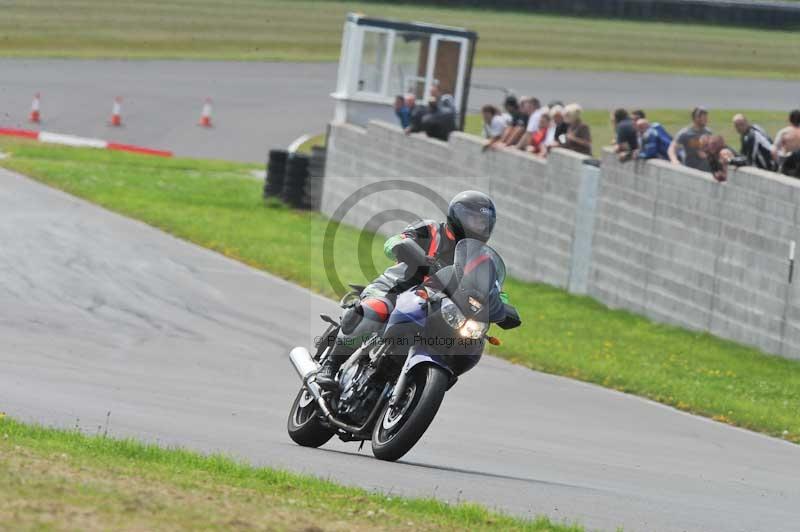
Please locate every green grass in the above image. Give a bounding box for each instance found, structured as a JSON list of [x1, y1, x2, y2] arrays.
[[1, 139, 799, 445], [0, 416, 577, 531], [1, 0, 798, 79]]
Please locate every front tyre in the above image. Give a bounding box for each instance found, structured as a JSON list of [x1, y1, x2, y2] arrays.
[[371, 365, 449, 462], [287, 387, 335, 448]]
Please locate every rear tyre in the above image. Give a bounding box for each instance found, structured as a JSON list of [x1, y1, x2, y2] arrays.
[[371, 365, 449, 462], [287, 387, 335, 448]]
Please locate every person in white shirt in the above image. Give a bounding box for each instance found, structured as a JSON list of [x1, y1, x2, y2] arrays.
[[514, 97, 543, 150], [526, 110, 555, 157], [482, 104, 508, 151]]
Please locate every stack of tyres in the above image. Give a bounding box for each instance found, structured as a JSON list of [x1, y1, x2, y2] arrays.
[[264, 149, 288, 198], [282, 153, 310, 208], [305, 146, 327, 210]]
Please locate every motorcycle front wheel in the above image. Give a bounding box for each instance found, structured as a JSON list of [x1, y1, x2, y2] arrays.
[[371, 365, 449, 462], [287, 387, 335, 448]]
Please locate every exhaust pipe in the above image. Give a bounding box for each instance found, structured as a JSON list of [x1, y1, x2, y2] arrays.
[[288, 347, 333, 419], [288, 346, 389, 437], [289, 347, 319, 380]]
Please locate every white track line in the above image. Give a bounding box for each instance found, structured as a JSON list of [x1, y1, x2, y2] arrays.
[[287, 133, 311, 154]]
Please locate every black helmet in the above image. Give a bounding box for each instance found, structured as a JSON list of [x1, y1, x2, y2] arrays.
[[447, 190, 496, 242]]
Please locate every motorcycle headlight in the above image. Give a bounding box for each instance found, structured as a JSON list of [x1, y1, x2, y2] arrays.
[[460, 319, 488, 339], [440, 297, 466, 329]]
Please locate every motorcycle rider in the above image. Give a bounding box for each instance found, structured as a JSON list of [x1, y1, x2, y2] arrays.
[[315, 190, 498, 389]]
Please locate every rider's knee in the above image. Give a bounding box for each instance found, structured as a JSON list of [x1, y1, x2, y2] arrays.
[[340, 305, 363, 335], [340, 297, 392, 337]]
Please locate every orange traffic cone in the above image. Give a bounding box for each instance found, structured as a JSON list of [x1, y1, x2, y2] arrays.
[[199, 98, 213, 127], [110, 97, 122, 127], [29, 93, 41, 123]]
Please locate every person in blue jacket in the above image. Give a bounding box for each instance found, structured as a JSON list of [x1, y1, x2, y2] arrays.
[[635, 119, 673, 160], [394, 95, 411, 129]]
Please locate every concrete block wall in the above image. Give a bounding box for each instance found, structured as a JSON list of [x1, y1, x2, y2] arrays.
[[590, 150, 800, 358], [322, 120, 800, 359], [323, 120, 589, 291]]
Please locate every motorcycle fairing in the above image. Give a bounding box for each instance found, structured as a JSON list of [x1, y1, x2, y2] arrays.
[[387, 290, 427, 327]]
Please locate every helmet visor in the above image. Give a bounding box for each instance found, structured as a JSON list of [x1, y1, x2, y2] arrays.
[[451, 203, 495, 242]]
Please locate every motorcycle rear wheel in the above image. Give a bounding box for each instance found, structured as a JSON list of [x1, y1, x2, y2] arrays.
[[287, 387, 335, 448], [371, 365, 449, 462]]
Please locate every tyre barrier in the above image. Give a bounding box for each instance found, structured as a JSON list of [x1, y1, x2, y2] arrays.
[[264, 147, 326, 209], [263, 149, 288, 198], [282, 153, 310, 208], [306, 145, 327, 210]]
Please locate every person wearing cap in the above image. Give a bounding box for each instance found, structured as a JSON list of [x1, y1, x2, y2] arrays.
[[668, 107, 713, 172]]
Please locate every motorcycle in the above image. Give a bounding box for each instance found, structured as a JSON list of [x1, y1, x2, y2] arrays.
[[286, 237, 522, 461]]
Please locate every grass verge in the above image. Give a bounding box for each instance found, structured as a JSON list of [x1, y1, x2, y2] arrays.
[[0, 416, 577, 531], [0, 0, 798, 79], [1, 139, 799, 445]]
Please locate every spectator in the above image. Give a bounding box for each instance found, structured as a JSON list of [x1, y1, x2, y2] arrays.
[[631, 109, 646, 146], [501, 96, 532, 147], [500, 95, 527, 146], [732, 113, 775, 171], [669, 107, 713, 171], [550, 105, 568, 144], [612, 108, 638, 161], [482, 104, 506, 139], [701, 134, 740, 183], [501, 94, 518, 124], [773, 109, 800, 177], [635, 119, 672, 160], [527, 112, 554, 156], [430, 83, 457, 120], [515, 97, 544, 150], [420, 98, 455, 141], [481, 104, 507, 151], [394, 94, 411, 129], [404, 94, 426, 134], [561, 103, 592, 156]]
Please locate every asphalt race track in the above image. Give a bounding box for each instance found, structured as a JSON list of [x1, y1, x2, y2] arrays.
[[2, 167, 799, 531], [2, 59, 799, 162]]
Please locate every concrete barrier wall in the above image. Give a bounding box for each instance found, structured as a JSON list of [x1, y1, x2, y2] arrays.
[[323, 120, 591, 290], [322, 120, 800, 359], [591, 151, 800, 357]]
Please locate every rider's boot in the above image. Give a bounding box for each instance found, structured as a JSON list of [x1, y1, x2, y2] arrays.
[[315, 342, 354, 390], [316, 296, 391, 390], [315, 304, 363, 390]]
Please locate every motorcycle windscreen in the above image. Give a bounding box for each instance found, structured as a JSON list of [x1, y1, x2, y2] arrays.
[[451, 238, 506, 321]]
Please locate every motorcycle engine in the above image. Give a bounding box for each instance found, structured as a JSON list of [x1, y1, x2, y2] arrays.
[[336, 359, 380, 423]]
